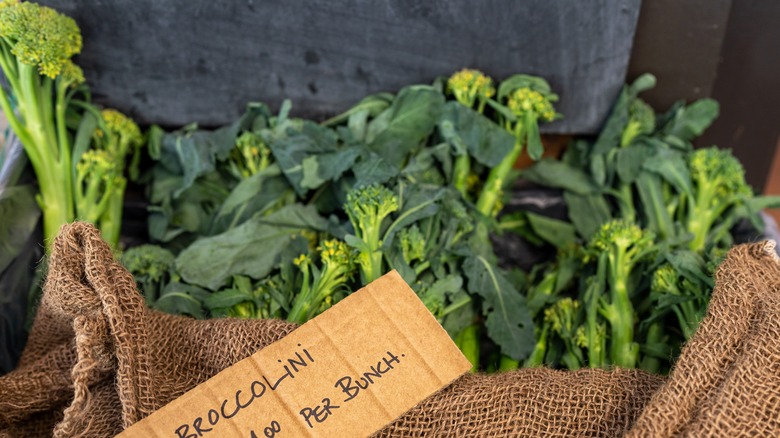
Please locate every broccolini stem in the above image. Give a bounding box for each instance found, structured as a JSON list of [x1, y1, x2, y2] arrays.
[[609, 264, 638, 368], [523, 323, 550, 368], [617, 183, 636, 223], [55, 79, 75, 230], [453, 154, 471, 199], [475, 124, 525, 217], [455, 324, 480, 373], [639, 322, 664, 373], [585, 288, 606, 368], [688, 186, 717, 253], [99, 179, 126, 248]]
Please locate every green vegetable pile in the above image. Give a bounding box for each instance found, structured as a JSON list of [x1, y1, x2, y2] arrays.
[[1, 0, 777, 376], [126, 68, 779, 373], [516, 74, 780, 372], [125, 69, 563, 371]]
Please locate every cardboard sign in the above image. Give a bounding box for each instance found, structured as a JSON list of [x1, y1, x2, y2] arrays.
[[119, 270, 472, 438]]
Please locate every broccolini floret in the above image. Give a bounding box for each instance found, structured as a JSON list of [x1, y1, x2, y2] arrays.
[[620, 98, 656, 146], [475, 76, 560, 217], [398, 224, 425, 265], [345, 184, 399, 283], [686, 147, 752, 252], [229, 131, 271, 179], [75, 149, 124, 224], [447, 68, 495, 112], [587, 219, 655, 368], [544, 298, 584, 369], [122, 244, 176, 305], [287, 239, 356, 323], [507, 87, 558, 123], [651, 264, 707, 340]]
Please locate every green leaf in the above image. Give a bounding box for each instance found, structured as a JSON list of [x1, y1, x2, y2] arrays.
[[590, 154, 607, 187], [441, 291, 476, 339], [0, 185, 40, 269], [352, 152, 399, 187], [154, 282, 211, 318], [525, 111, 543, 160], [321, 92, 394, 127], [523, 159, 598, 195], [203, 288, 254, 310], [526, 212, 578, 249], [368, 86, 445, 168], [636, 171, 675, 239], [485, 99, 517, 122], [401, 142, 450, 183], [463, 256, 534, 361], [71, 110, 100, 183], [176, 204, 328, 290], [300, 147, 361, 189], [347, 109, 370, 143], [498, 74, 553, 101], [210, 164, 294, 234], [382, 186, 444, 249], [268, 121, 339, 196], [158, 105, 267, 197], [665, 99, 719, 142], [616, 143, 656, 184], [642, 147, 693, 196], [628, 73, 657, 96], [665, 250, 713, 287], [747, 195, 780, 212], [419, 274, 464, 317], [438, 101, 515, 167], [564, 192, 612, 239], [592, 88, 629, 155]]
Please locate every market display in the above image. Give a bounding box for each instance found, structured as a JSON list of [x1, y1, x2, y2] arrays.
[[0, 1, 779, 436]]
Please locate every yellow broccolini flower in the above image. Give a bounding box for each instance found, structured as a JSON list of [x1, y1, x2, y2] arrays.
[[507, 87, 558, 122], [318, 239, 353, 267], [293, 254, 311, 267], [231, 132, 271, 179], [102, 109, 142, 143], [447, 68, 496, 109], [544, 298, 580, 334], [60, 60, 85, 87]]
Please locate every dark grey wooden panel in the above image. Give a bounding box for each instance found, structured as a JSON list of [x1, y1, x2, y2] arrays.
[[628, 0, 732, 110], [41, 0, 640, 133]]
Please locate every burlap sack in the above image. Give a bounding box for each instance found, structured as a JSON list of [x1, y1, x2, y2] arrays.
[[0, 222, 778, 437]]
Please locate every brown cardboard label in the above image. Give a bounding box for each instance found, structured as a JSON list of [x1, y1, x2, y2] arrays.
[[118, 270, 471, 438]]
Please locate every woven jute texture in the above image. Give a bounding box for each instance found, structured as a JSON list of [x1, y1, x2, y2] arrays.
[[0, 222, 778, 437]]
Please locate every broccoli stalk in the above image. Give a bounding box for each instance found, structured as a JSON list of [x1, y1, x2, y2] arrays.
[[0, 0, 84, 246], [287, 239, 355, 324], [475, 78, 559, 218], [685, 147, 751, 253], [344, 184, 399, 284], [587, 220, 655, 368], [447, 69, 495, 198]]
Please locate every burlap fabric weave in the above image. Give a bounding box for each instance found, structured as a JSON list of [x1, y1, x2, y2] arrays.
[[0, 222, 778, 437]]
